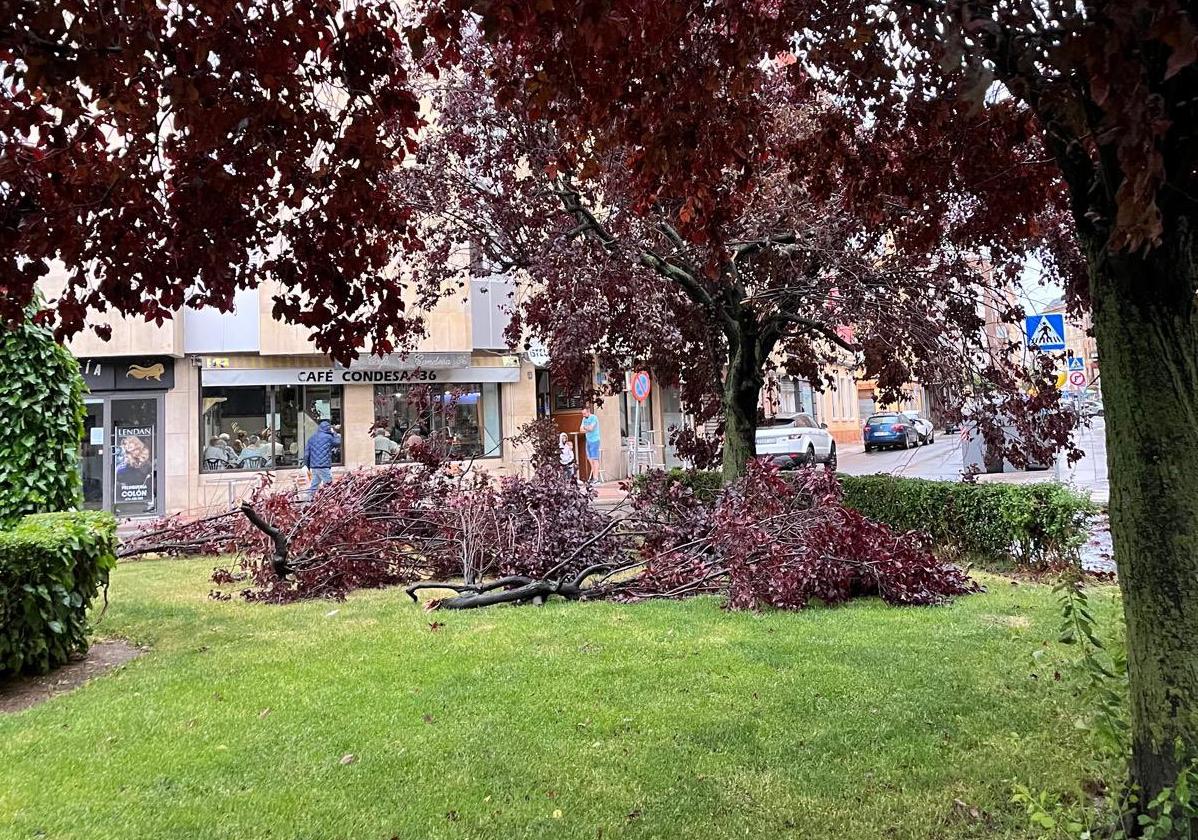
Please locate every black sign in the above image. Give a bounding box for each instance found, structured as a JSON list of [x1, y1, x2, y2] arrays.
[[79, 357, 175, 392]]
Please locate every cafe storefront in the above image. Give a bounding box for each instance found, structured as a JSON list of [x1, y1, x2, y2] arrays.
[[79, 356, 175, 519], [197, 353, 519, 476]]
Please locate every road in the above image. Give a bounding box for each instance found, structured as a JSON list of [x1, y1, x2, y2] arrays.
[[837, 419, 1110, 504]]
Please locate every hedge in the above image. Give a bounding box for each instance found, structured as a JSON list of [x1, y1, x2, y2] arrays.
[[838, 475, 1097, 571], [0, 303, 86, 527], [0, 511, 117, 676], [630, 468, 1096, 572]]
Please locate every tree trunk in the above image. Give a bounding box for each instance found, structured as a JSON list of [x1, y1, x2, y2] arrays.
[[722, 317, 764, 480], [1088, 219, 1198, 828]]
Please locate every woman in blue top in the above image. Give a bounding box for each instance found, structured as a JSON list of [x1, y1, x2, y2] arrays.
[[580, 406, 601, 484]]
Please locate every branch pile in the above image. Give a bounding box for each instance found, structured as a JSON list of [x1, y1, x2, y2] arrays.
[[124, 459, 976, 612]]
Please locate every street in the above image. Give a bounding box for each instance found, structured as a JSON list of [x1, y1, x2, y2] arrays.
[[838, 418, 1110, 504]]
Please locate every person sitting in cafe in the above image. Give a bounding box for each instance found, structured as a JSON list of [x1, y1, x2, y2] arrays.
[[203, 437, 229, 466], [260, 428, 284, 459], [239, 435, 270, 466], [373, 426, 400, 463]]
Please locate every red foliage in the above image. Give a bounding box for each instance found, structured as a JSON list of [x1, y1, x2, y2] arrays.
[[627, 463, 979, 611]]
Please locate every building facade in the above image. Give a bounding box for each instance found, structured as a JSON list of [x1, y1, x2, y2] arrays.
[[51, 271, 680, 520]]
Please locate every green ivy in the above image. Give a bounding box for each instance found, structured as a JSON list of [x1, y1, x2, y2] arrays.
[[0, 511, 117, 676], [0, 306, 86, 526]]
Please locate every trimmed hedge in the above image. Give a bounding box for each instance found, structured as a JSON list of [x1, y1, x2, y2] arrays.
[[630, 468, 1096, 572], [0, 511, 117, 676], [628, 467, 725, 503], [838, 475, 1097, 571]]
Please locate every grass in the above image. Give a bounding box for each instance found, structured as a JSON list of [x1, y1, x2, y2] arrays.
[[0, 559, 1121, 840]]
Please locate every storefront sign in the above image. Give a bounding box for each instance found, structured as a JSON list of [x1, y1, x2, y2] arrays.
[[80, 357, 176, 392], [202, 366, 520, 387], [114, 425, 155, 506], [350, 351, 472, 370]]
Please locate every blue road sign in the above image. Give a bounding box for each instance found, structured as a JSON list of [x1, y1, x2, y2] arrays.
[[1025, 313, 1066, 351], [1067, 356, 1085, 372]]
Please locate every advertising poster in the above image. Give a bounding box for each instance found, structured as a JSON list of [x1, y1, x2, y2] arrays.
[[114, 424, 155, 508]]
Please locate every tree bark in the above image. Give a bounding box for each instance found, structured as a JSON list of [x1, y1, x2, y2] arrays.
[[1088, 218, 1198, 826], [722, 316, 764, 480]]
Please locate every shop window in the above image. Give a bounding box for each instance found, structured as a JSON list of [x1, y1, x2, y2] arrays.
[[373, 383, 501, 463], [619, 390, 654, 439], [200, 384, 343, 472], [552, 381, 586, 412]]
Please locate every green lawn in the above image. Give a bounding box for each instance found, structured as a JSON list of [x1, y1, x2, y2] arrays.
[[0, 559, 1120, 840]]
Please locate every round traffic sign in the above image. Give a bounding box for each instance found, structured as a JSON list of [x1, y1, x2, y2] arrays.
[[631, 370, 651, 402], [1068, 371, 1087, 388]]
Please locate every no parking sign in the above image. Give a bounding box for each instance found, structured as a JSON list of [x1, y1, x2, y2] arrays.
[[632, 370, 651, 402]]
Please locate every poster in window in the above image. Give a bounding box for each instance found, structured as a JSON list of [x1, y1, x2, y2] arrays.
[[114, 425, 154, 507]]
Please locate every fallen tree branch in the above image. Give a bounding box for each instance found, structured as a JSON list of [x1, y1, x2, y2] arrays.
[[240, 503, 291, 578]]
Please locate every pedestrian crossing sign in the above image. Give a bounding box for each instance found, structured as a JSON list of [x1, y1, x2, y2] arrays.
[[1067, 356, 1085, 372], [1025, 313, 1066, 351]]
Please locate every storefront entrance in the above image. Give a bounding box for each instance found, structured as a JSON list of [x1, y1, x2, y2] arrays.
[[77, 354, 175, 518], [80, 394, 165, 518]]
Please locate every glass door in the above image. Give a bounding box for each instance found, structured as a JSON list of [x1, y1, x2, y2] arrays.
[[81, 401, 105, 510], [110, 396, 162, 518]]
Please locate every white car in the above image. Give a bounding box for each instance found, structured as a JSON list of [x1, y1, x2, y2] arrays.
[[755, 413, 837, 470], [901, 411, 935, 445]]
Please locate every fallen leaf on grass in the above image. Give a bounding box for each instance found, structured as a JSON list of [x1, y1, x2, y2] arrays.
[[259, 708, 271, 719], [339, 753, 357, 765]]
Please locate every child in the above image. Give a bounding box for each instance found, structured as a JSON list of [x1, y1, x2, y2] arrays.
[[559, 432, 577, 480]]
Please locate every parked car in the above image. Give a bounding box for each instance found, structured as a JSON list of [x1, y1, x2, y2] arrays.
[[755, 413, 837, 470], [863, 412, 921, 451], [900, 411, 935, 444]]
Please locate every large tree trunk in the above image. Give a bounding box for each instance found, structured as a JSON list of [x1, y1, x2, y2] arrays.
[[722, 317, 765, 480], [1088, 219, 1198, 826]]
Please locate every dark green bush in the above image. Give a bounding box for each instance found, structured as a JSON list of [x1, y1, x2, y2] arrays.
[[628, 467, 725, 503], [838, 475, 1097, 571], [630, 469, 1096, 572], [0, 511, 117, 676], [0, 307, 86, 526]]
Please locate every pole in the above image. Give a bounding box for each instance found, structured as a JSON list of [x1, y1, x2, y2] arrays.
[[632, 397, 641, 476]]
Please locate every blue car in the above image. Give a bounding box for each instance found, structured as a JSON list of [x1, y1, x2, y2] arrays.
[[863, 412, 920, 452]]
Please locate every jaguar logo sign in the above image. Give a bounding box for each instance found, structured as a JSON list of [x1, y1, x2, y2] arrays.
[[126, 362, 166, 381]]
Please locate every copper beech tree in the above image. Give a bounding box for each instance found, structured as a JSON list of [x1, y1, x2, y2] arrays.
[[399, 44, 1071, 477], [418, 0, 1198, 826], [1, 1, 427, 357], [5, 0, 1196, 828]]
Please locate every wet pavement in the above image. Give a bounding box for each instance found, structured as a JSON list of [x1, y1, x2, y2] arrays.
[[837, 418, 1110, 505]]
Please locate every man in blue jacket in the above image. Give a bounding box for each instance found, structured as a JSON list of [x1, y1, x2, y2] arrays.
[[303, 419, 341, 498]]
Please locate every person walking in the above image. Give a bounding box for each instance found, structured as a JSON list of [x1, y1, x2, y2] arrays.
[[580, 406, 601, 484], [303, 419, 341, 498]]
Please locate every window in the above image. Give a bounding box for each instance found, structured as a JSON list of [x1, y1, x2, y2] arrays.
[[201, 384, 343, 472], [619, 390, 654, 439], [373, 383, 502, 462], [779, 378, 816, 421]]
